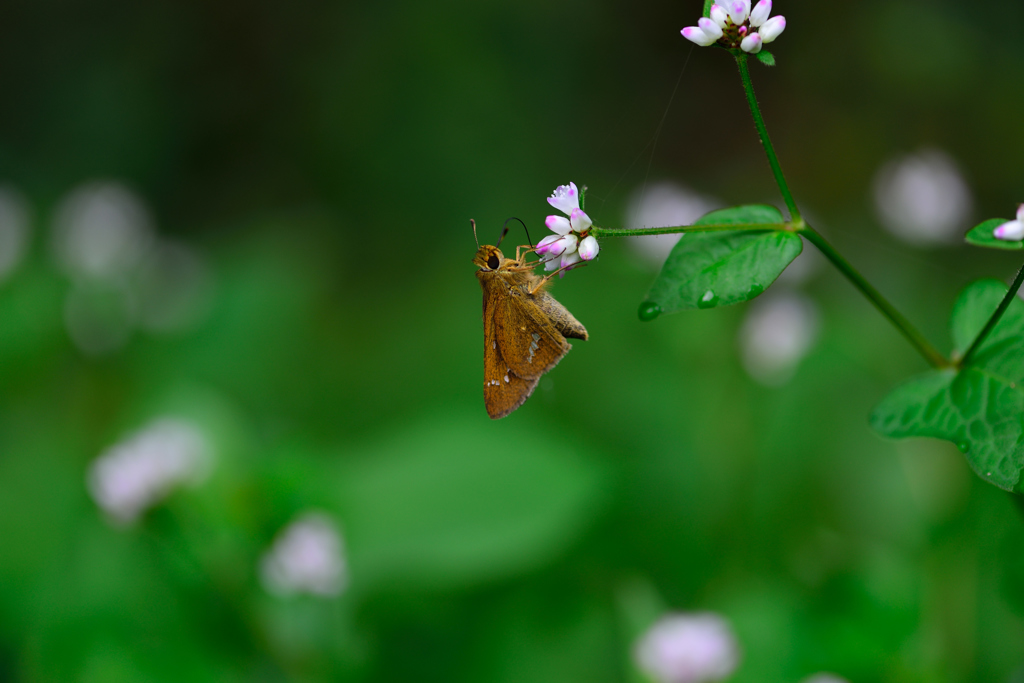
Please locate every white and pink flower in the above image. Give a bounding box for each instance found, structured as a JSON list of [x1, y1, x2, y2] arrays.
[[260, 512, 348, 598], [993, 204, 1024, 241], [634, 612, 741, 683], [539, 182, 600, 273], [681, 1, 786, 53], [87, 418, 211, 525]]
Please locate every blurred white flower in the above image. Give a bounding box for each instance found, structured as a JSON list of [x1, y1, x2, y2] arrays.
[[872, 149, 973, 246], [800, 675, 850, 683], [0, 186, 31, 284], [51, 181, 213, 354], [626, 182, 720, 267], [87, 418, 211, 525], [260, 512, 348, 598], [740, 290, 820, 385], [51, 181, 155, 281], [634, 613, 740, 683], [136, 240, 215, 334]]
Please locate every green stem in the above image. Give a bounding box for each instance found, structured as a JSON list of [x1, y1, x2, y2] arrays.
[[799, 227, 949, 369], [735, 51, 947, 368], [591, 222, 785, 238], [735, 53, 800, 220], [959, 261, 1024, 367]]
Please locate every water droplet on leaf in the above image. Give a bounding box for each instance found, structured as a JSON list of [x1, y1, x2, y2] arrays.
[[638, 301, 661, 321], [697, 290, 718, 309], [957, 441, 969, 453]]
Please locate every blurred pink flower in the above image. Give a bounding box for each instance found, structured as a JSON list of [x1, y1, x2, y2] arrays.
[[634, 613, 740, 683]]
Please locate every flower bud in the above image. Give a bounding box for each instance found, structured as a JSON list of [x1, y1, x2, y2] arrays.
[[749, 0, 771, 27], [994, 220, 1024, 241], [682, 26, 718, 46], [544, 233, 577, 257], [759, 15, 786, 42], [535, 234, 562, 256], [740, 33, 763, 53], [697, 18, 723, 41], [578, 235, 599, 260], [570, 208, 593, 233], [559, 250, 582, 275], [725, 0, 750, 26], [545, 215, 573, 235], [709, 4, 728, 28]]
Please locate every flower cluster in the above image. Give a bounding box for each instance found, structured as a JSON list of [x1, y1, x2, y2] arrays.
[[993, 204, 1024, 241], [681, 0, 786, 54], [537, 182, 599, 273]]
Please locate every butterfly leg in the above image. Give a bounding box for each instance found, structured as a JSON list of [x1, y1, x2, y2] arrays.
[[529, 259, 593, 293], [515, 244, 540, 261]]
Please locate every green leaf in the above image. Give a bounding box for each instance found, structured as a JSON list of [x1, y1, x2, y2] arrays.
[[702, 0, 713, 17], [643, 205, 800, 314], [870, 369, 1024, 491], [871, 279, 1024, 491], [694, 204, 786, 226], [950, 279, 1024, 365], [336, 415, 608, 590], [965, 218, 1023, 250], [755, 50, 776, 67]]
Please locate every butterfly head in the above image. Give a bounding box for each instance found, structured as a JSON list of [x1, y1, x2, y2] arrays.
[[473, 245, 506, 271]]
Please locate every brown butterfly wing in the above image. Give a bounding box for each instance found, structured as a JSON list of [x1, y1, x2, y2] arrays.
[[482, 288, 541, 419], [533, 290, 588, 341], [495, 284, 572, 380]]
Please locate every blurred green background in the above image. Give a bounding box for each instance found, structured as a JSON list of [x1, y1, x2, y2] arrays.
[[2, 0, 1024, 681]]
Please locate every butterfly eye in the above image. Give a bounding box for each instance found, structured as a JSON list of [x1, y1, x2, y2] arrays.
[[487, 254, 500, 269]]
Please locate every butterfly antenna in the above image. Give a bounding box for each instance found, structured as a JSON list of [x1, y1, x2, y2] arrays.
[[499, 216, 532, 248], [470, 219, 479, 248]]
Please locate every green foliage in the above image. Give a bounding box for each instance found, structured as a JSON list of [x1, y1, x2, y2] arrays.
[[950, 280, 1024, 357], [965, 219, 1024, 250], [5, 1, 1024, 680], [871, 369, 1024, 490], [755, 50, 776, 67], [335, 417, 608, 590], [641, 205, 800, 316], [871, 280, 1024, 491], [703, 0, 714, 18]]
